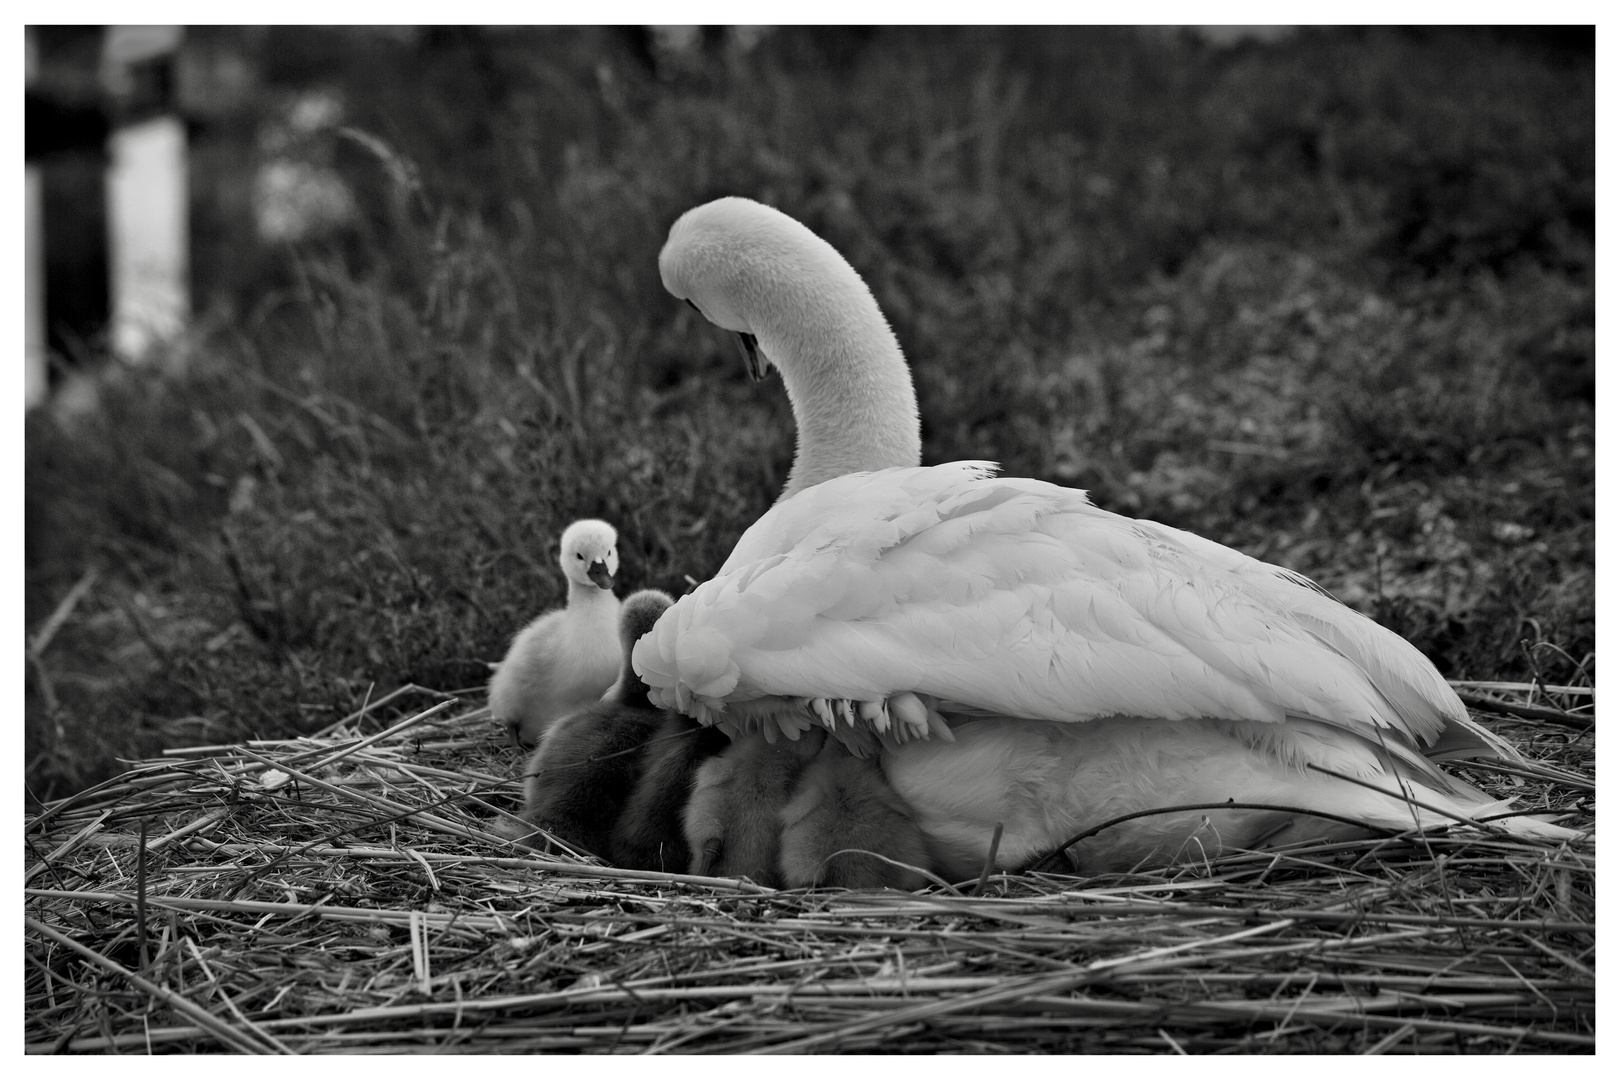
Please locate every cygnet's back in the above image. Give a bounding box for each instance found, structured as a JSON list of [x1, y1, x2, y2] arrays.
[[505, 589, 674, 856], [609, 713, 731, 874], [778, 746, 934, 890], [682, 729, 828, 887]]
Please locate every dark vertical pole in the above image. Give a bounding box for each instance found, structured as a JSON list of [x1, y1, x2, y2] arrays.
[[27, 27, 112, 389]]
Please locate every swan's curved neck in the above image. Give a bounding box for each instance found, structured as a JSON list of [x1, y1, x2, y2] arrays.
[[763, 292, 921, 501]]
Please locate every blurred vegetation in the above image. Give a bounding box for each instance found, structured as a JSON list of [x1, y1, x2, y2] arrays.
[[25, 26, 1594, 804]]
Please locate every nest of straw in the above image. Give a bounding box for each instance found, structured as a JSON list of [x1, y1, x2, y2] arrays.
[[26, 684, 1594, 1054]]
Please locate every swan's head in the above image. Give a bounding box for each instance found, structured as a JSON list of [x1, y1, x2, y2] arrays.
[[658, 196, 922, 498], [558, 518, 619, 590], [658, 196, 872, 382]]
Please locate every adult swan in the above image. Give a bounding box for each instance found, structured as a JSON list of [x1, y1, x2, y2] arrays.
[[633, 197, 1576, 877]]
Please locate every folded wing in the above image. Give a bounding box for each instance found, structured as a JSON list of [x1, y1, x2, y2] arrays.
[[632, 463, 1503, 769]]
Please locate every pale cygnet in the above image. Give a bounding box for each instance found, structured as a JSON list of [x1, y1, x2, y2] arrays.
[[488, 519, 621, 748], [504, 589, 672, 856], [778, 746, 934, 890], [682, 728, 827, 886]]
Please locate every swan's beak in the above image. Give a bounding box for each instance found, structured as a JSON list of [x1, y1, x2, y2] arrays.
[[586, 560, 614, 590], [736, 332, 770, 381]]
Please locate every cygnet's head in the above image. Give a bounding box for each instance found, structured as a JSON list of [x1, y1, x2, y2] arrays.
[[615, 589, 675, 709], [558, 519, 619, 590], [618, 588, 675, 656]]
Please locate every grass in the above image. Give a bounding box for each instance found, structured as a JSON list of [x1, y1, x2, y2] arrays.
[[25, 26, 1592, 810]]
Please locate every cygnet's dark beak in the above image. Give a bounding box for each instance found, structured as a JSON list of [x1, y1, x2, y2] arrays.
[[586, 560, 614, 590], [735, 332, 768, 381], [505, 720, 525, 749]]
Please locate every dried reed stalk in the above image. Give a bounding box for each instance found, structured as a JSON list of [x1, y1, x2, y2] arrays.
[[25, 695, 1593, 1054]]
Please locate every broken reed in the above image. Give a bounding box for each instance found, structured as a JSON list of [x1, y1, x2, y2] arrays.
[[25, 688, 1594, 1054]]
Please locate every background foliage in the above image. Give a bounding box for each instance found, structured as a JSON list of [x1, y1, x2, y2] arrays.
[[25, 26, 1594, 804]]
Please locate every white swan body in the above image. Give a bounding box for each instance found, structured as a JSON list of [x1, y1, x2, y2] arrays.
[[635, 461, 1566, 871], [634, 196, 1577, 875], [489, 519, 621, 747]]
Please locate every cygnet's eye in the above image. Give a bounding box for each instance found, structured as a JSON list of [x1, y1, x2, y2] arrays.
[[685, 299, 700, 313], [576, 553, 585, 560]]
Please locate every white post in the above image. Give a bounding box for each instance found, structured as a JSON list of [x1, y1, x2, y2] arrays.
[[103, 26, 188, 364], [26, 163, 47, 407], [106, 115, 189, 362]]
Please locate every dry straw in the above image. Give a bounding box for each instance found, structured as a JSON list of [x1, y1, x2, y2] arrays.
[[25, 684, 1593, 1054]]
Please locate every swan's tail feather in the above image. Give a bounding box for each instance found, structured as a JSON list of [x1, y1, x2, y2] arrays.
[[1459, 799, 1586, 842], [1424, 713, 1526, 765], [1299, 781, 1585, 845]]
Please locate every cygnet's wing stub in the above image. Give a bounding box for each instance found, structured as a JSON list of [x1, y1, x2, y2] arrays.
[[631, 463, 1468, 755]]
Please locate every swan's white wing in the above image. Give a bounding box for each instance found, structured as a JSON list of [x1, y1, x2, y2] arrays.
[[632, 463, 1472, 756]]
